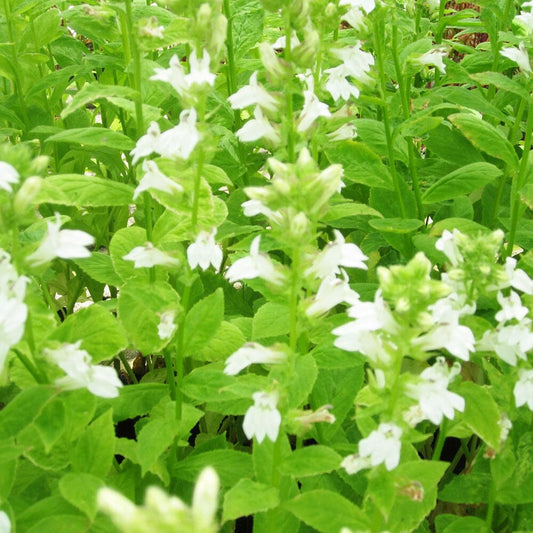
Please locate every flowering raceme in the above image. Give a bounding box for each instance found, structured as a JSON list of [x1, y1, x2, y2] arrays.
[[242, 390, 282, 443]]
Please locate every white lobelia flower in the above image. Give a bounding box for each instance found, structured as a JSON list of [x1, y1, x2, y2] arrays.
[[501, 43, 532, 74], [186, 48, 216, 88], [495, 290, 529, 323], [0, 161, 20, 192], [341, 422, 402, 475], [514, 369, 533, 410], [27, 214, 94, 266], [339, 0, 375, 28], [503, 257, 533, 294], [227, 71, 278, 113], [297, 72, 331, 133], [157, 310, 177, 340], [306, 229, 368, 279], [435, 229, 463, 266], [123, 242, 180, 268], [477, 321, 533, 366], [44, 341, 123, 398], [325, 64, 361, 101], [411, 48, 447, 74], [224, 342, 286, 375], [236, 106, 280, 144], [187, 228, 223, 272], [332, 44, 375, 84], [306, 271, 360, 317], [130, 121, 162, 165], [515, 10, 533, 33], [412, 298, 475, 361], [242, 390, 282, 443], [191, 466, 220, 532], [327, 122, 357, 141], [225, 235, 284, 285], [0, 294, 28, 373], [241, 199, 283, 225], [0, 511, 10, 533], [406, 357, 465, 425], [157, 109, 200, 160], [133, 160, 184, 200], [151, 54, 187, 96]]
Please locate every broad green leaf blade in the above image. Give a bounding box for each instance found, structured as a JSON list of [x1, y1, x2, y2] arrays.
[[46, 128, 135, 151], [118, 280, 180, 354], [422, 162, 502, 203], [283, 490, 371, 533], [369, 218, 423, 233], [48, 304, 128, 363], [71, 409, 115, 479], [279, 446, 342, 478], [73, 252, 123, 287], [458, 382, 500, 449], [470, 71, 530, 100], [58, 473, 104, 520], [34, 397, 65, 453], [36, 174, 134, 207], [183, 288, 224, 357], [325, 141, 395, 190], [222, 479, 279, 522], [252, 302, 289, 340], [106, 383, 168, 421], [449, 113, 519, 172]]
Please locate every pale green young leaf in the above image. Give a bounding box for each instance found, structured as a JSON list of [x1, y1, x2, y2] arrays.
[[33, 397, 65, 453], [252, 301, 289, 340], [222, 479, 279, 522], [58, 473, 104, 520], [73, 253, 123, 287], [46, 128, 135, 151], [279, 446, 342, 478]]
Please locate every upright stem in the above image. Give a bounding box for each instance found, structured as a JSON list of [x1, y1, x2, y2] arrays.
[[432, 418, 449, 461], [374, 17, 407, 218], [223, 0, 241, 131], [284, 6, 295, 162], [289, 248, 301, 352], [175, 284, 191, 422], [507, 97, 533, 256]]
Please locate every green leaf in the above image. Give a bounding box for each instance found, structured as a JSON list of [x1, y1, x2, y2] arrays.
[[58, 473, 104, 520], [449, 113, 519, 172], [441, 516, 491, 533], [73, 252, 123, 287], [36, 174, 134, 207], [429, 218, 488, 236], [34, 397, 65, 453], [109, 226, 149, 283], [46, 128, 135, 151], [0, 386, 56, 440], [48, 304, 128, 363], [283, 490, 370, 533], [222, 479, 279, 522], [252, 302, 289, 340], [195, 320, 246, 362], [232, 0, 264, 60], [322, 202, 383, 223], [183, 288, 224, 356], [118, 279, 180, 354], [279, 446, 342, 478], [61, 83, 138, 119], [285, 355, 318, 409], [26, 515, 88, 533], [71, 409, 115, 479], [173, 449, 254, 487], [458, 382, 500, 449], [439, 473, 491, 504], [470, 71, 530, 100], [325, 141, 394, 190], [422, 162, 502, 203], [106, 383, 168, 421], [369, 217, 423, 233]]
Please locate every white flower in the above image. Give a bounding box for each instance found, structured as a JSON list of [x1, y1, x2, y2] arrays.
[[503, 257, 533, 294], [333, 45, 375, 84], [412, 48, 447, 74], [157, 109, 200, 160], [0, 161, 19, 192], [241, 199, 283, 224], [514, 369, 533, 410], [327, 123, 357, 141], [478, 321, 533, 366], [501, 43, 532, 74], [27, 214, 94, 266], [495, 290, 529, 323], [186, 49, 216, 88], [151, 54, 187, 96], [224, 342, 286, 375], [236, 106, 280, 144], [0, 295, 28, 373], [0, 511, 10, 533], [306, 230, 368, 279], [406, 357, 465, 425], [123, 242, 180, 268], [515, 10, 533, 33], [157, 310, 177, 340], [413, 298, 475, 361], [133, 160, 183, 200], [187, 229, 223, 271], [131, 121, 161, 165], [225, 236, 284, 285], [191, 467, 220, 532], [339, 0, 375, 28], [325, 65, 360, 101], [341, 422, 402, 474], [45, 341, 123, 398], [306, 271, 360, 316], [242, 390, 282, 443], [435, 230, 463, 266], [297, 72, 331, 132], [227, 71, 278, 113]]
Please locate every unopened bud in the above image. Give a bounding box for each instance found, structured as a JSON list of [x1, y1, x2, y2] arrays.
[[13, 176, 42, 214], [259, 42, 290, 84], [293, 30, 320, 68]]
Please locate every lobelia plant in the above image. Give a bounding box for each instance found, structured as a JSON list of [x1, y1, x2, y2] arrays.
[[0, 0, 532, 532]]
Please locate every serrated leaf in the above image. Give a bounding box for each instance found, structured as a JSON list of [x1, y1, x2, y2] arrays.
[[369, 218, 423, 233], [279, 446, 342, 478], [252, 302, 289, 340], [106, 383, 168, 422], [422, 162, 502, 203], [36, 174, 133, 207], [46, 127, 135, 151], [58, 473, 104, 520], [223, 479, 279, 522], [73, 252, 123, 287]]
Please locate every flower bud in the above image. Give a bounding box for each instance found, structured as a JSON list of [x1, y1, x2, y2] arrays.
[[13, 176, 42, 214], [293, 30, 320, 69], [259, 42, 290, 84]]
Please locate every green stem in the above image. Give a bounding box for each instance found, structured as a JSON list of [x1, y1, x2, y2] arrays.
[[163, 349, 176, 400], [507, 96, 533, 256], [374, 17, 406, 218], [289, 248, 300, 352], [143, 192, 155, 282], [432, 418, 449, 461], [124, 0, 144, 135], [191, 149, 205, 230], [222, 0, 241, 131], [14, 349, 46, 384], [175, 284, 191, 422], [284, 6, 295, 162], [118, 351, 138, 384], [486, 478, 496, 528]]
